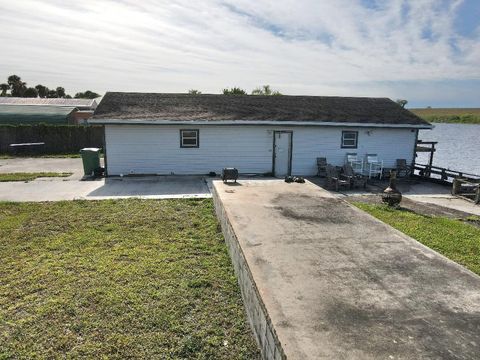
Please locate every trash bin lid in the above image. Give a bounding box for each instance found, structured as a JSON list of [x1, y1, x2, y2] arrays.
[[80, 148, 100, 152]]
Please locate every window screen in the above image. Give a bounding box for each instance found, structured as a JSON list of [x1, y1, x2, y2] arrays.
[[341, 131, 358, 148], [180, 129, 199, 148]]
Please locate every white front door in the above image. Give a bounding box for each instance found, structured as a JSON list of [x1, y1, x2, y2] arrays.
[[273, 131, 292, 177]]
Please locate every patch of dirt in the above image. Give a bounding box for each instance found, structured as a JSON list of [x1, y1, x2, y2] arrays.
[[271, 193, 353, 224], [347, 195, 476, 221]]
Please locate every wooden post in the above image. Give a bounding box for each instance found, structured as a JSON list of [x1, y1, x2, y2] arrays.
[[441, 169, 447, 181], [475, 185, 480, 204], [452, 178, 461, 195], [427, 143, 435, 177]]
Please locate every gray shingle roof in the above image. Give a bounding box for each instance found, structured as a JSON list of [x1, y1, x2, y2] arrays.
[[92, 92, 430, 126]]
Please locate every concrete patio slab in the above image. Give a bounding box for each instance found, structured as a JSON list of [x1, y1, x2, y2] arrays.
[[213, 179, 480, 359], [0, 176, 210, 202], [310, 176, 480, 217]]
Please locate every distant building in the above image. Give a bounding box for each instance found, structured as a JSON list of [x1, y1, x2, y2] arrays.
[[0, 98, 98, 125], [0, 97, 98, 110]]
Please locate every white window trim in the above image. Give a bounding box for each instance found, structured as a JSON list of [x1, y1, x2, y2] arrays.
[[180, 129, 199, 148], [341, 131, 358, 149]]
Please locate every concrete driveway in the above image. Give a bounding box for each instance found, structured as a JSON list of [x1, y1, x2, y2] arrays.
[[0, 157, 211, 201], [0, 176, 210, 201], [0, 157, 85, 179], [213, 179, 480, 359]]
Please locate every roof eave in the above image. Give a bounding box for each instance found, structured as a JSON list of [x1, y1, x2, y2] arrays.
[[88, 118, 433, 129]]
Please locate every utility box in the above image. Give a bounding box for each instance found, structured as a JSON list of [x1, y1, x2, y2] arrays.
[[80, 148, 101, 176]]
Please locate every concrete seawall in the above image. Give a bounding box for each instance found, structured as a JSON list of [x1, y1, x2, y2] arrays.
[[212, 184, 285, 360], [212, 179, 480, 359]]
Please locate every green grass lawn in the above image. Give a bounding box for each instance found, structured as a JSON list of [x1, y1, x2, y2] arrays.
[[410, 108, 480, 124], [353, 203, 480, 276], [0, 172, 73, 182], [0, 199, 259, 359]]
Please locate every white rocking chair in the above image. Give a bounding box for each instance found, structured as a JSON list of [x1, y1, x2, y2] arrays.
[[365, 154, 383, 179], [346, 153, 363, 175]]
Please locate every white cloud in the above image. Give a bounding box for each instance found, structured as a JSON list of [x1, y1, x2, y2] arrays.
[[0, 0, 479, 105]]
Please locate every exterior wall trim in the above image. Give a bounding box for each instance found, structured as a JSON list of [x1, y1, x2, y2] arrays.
[[90, 118, 432, 129]]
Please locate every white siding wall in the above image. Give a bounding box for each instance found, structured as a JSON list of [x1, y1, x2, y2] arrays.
[[291, 127, 416, 175], [105, 124, 416, 176], [105, 125, 273, 175]]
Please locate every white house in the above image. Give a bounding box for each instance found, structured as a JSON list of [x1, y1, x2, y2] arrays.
[[89, 92, 432, 177]]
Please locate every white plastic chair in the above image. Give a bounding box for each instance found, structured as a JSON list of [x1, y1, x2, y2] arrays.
[[365, 154, 383, 179], [345, 153, 363, 175]]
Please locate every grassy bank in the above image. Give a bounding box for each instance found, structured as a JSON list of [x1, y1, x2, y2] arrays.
[[0, 199, 259, 358], [0, 172, 73, 181], [353, 202, 480, 276], [410, 108, 480, 124]]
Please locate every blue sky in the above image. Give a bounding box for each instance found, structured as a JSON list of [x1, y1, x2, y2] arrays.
[[0, 0, 479, 107]]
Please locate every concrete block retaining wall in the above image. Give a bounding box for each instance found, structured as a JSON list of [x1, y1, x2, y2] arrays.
[[212, 185, 285, 360]]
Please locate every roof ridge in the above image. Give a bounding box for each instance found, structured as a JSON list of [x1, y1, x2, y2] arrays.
[[103, 91, 391, 100]]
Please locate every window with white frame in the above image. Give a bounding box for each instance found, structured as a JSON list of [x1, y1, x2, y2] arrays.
[[180, 129, 199, 148], [341, 131, 358, 148]]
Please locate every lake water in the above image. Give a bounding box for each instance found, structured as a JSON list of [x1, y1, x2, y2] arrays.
[[417, 123, 480, 175]]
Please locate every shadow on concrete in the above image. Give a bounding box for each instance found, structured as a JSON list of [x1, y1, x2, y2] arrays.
[[86, 176, 210, 198], [223, 181, 243, 187]]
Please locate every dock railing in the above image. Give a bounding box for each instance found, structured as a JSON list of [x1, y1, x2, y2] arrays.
[[413, 163, 480, 183], [413, 163, 480, 204]]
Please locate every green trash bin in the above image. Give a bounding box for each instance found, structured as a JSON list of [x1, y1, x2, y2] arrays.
[[80, 148, 101, 176]]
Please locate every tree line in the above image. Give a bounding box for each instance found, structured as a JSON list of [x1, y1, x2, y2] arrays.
[[0, 75, 101, 99], [188, 85, 282, 95]]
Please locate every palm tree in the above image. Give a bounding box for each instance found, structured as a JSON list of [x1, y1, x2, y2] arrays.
[[251, 85, 282, 95], [0, 83, 9, 97], [46, 89, 58, 98], [35, 85, 49, 98], [23, 87, 39, 98], [74, 90, 101, 99], [7, 75, 20, 85], [56, 87, 66, 98], [7, 75, 27, 97], [222, 87, 247, 95]]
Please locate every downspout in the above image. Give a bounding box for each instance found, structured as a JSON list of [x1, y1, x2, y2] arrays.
[[102, 125, 108, 177]]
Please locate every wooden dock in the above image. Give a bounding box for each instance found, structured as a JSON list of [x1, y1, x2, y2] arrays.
[[413, 138, 479, 204], [413, 163, 480, 204]]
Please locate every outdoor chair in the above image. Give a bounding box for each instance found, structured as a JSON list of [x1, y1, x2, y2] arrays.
[[365, 154, 383, 179], [326, 164, 351, 191], [345, 153, 363, 174], [396, 159, 411, 178], [342, 163, 367, 189], [317, 157, 327, 177]]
